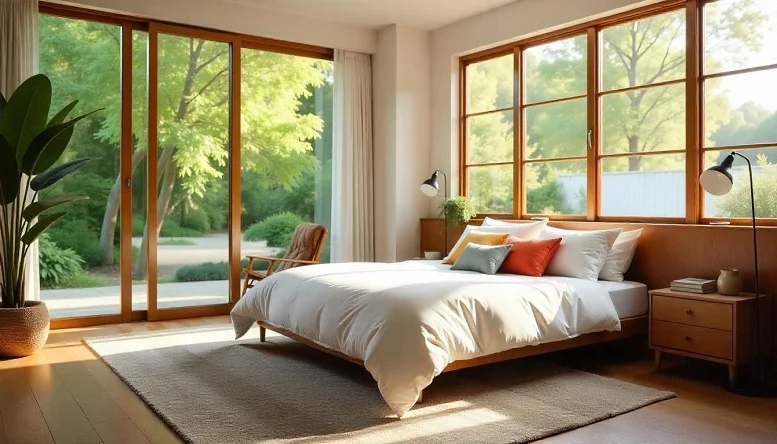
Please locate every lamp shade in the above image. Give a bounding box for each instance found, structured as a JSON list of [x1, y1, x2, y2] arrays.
[[700, 154, 735, 196], [421, 172, 439, 197]]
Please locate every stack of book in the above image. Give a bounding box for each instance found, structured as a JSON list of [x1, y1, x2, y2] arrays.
[[670, 278, 717, 294]]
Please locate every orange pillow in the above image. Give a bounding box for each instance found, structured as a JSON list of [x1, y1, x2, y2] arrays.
[[499, 235, 562, 277], [443, 231, 508, 265]]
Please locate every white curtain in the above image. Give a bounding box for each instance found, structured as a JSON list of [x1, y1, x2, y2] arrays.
[[0, 0, 40, 302], [331, 50, 374, 262]]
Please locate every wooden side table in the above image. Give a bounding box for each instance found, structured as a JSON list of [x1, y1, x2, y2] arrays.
[[649, 288, 772, 386]]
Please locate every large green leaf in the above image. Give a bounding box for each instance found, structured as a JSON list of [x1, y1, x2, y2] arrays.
[[30, 157, 92, 191], [0, 74, 51, 161], [0, 91, 6, 119], [46, 100, 78, 128], [21, 109, 100, 175], [22, 196, 88, 222], [0, 134, 20, 205], [21, 212, 66, 245]]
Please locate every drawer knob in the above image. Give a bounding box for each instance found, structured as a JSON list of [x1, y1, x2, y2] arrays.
[[686, 309, 693, 315], [685, 335, 692, 342]]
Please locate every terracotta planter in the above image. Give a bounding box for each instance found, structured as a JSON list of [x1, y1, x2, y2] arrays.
[[0, 301, 50, 358]]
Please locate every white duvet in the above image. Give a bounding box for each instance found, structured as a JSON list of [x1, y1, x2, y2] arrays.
[[231, 260, 620, 417]]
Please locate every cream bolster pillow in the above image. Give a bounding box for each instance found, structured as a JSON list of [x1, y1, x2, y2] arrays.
[[444, 218, 548, 263], [599, 228, 643, 282], [539, 226, 622, 281]]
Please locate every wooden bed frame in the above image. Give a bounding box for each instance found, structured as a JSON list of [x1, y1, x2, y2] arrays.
[[256, 315, 648, 402]]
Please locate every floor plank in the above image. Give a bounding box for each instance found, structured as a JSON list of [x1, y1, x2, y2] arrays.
[[0, 411, 8, 444], [22, 353, 103, 444], [93, 418, 153, 444], [82, 353, 182, 444], [0, 364, 56, 444], [6, 315, 773, 444]]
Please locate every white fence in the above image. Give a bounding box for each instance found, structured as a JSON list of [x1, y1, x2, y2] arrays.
[[556, 166, 762, 217]]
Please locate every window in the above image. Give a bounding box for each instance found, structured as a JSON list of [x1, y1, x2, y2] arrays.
[[463, 54, 514, 214], [460, 0, 777, 223], [599, 9, 687, 218], [702, 0, 777, 219], [523, 35, 587, 216]]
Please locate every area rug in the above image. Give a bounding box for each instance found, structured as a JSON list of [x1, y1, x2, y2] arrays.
[[85, 325, 674, 444]]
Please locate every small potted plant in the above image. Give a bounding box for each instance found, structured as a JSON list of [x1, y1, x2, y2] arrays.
[[438, 196, 477, 226], [0, 74, 96, 357]]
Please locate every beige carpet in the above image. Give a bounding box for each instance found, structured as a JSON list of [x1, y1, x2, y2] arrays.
[[85, 325, 674, 444]]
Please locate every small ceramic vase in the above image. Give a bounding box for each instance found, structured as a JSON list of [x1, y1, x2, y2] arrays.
[[717, 269, 742, 296]]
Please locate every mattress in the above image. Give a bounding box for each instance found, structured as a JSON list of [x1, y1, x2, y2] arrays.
[[597, 280, 648, 318]]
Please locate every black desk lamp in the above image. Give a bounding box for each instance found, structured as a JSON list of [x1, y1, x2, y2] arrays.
[[700, 151, 776, 397], [421, 170, 448, 253]]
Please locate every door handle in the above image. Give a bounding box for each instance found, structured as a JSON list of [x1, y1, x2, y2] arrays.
[[125, 177, 132, 189], [587, 129, 593, 150]]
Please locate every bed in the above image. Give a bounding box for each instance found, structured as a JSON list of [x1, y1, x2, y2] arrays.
[[230, 260, 648, 417]]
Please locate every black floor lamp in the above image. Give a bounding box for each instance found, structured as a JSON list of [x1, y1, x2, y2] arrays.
[[421, 170, 448, 253], [700, 151, 776, 397]]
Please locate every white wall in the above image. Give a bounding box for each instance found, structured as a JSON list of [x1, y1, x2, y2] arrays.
[[53, 0, 377, 53], [373, 25, 431, 262], [429, 0, 661, 215], [373, 26, 398, 261]]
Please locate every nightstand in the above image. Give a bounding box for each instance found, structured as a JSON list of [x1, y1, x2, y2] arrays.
[[649, 288, 772, 386]]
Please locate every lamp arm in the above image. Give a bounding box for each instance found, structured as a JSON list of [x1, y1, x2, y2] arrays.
[[732, 151, 762, 374], [434, 169, 449, 200]]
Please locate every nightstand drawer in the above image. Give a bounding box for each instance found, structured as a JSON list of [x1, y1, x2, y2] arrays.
[[652, 295, 732, 330], [651, 320, 732, 360]]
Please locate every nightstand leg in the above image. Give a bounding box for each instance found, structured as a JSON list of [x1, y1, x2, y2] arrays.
[[654, 351, 663, 371], [728, 365, 738, 387]]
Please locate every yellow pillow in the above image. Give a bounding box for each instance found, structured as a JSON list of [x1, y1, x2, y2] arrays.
[[443, 231, 508, 265]]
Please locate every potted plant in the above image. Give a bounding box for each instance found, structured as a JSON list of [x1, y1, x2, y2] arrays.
[[0, 74, 96, 357], [438, 196, 477, 226]]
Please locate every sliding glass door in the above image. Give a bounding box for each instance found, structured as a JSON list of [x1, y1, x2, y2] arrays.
[[145, 24, 240, 320], [38, 5, 335, 326]]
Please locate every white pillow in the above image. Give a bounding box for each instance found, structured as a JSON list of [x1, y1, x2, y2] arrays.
[[599, 229, 643, 282], [444, 219, 547, 263], [540, 226, 621, 281], [481, 216, 549, 227]]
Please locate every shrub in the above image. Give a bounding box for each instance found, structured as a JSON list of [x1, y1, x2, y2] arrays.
[[48, 219, 104, 267], [175, 262, 228, 282], [39, 235, 84, 289], [174, 255, 285, 283], [180, 210, 211, 234], [160, 219, 204, 237], [57, 273, 111, 289], [243, 212, 304, 247]]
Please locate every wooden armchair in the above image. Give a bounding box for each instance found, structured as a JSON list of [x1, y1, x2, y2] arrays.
[[241, 222, 328, 296]]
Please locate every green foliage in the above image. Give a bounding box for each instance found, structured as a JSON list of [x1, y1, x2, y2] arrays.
[[438, 197, 477, 226], [0, 74, 94, 308], [526, 178, 571, 215], [717, 155, 777, 218], [55, 272, 111, 289], [159, 238, 196, 246], [244, 212, 304, 247], [174, 261, 228, 282], [48, 219, 104, 266], [179, 209, 211, 234], [159, 220, 204, 237], [39, 234, 84, 289], [174, 256, 282, 282]]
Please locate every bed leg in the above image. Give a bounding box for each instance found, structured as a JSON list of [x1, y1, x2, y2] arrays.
[[417, 390, 423, 404], [259, 326, 266, 343]]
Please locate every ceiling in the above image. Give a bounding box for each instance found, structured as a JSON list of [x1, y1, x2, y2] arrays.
[[232, 0, 519, 30]]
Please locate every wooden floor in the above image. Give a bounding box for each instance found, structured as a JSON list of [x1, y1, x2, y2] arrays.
[[1, 316, 775, 444]]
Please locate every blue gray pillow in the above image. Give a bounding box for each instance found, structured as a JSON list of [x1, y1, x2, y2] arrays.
[[450, 243, 512, 275]]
